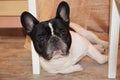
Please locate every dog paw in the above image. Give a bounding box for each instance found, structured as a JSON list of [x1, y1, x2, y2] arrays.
[[98, 55, 108, 64], [74, 64, 83, 71], [100, 40, 109, 48], [94, 45, 105, 53]]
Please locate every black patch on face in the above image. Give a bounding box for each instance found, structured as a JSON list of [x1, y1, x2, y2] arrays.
[[20, 1, 71, 60], [30, 19, 71, 60], [30, 22, 52, 60]]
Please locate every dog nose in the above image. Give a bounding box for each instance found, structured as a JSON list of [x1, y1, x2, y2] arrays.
[[50, 37, 59, 43]]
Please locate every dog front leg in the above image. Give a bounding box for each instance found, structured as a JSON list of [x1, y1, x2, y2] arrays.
[[94, 44, 105, 53]]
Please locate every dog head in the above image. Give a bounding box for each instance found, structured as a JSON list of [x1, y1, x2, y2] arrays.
[[21, 1, 71, 60]]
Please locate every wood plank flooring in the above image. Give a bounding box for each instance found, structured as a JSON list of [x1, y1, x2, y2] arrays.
[[0, 36, 119, 80]]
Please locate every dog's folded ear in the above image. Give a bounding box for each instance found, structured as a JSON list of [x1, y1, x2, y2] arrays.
[[21, 11, 39, 35], [56, 1, 70, 24]]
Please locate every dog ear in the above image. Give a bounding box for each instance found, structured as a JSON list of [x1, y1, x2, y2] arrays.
[[56, 1, 70, 24], [21, 11, 39, 35]]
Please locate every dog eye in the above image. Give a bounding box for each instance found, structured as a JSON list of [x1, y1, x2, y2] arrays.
[[38, 36, 44, 41]]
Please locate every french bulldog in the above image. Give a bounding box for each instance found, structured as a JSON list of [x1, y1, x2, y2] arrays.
[[21, 1, 108, 74]]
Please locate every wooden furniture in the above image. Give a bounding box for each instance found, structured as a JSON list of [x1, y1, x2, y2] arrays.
[[0, 0, 28, 36], [0, 0, 28, 28]]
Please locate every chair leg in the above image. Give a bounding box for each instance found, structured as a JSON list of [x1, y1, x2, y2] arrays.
[[31, 41, 40, 74], [108, 0, 120, 78], [28, 0, 40, 74]]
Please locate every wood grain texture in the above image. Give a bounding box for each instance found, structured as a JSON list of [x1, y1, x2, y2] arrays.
[[0, 0, 28, 16], [0, 28, 25, 36], [0, 17, 22, 28]]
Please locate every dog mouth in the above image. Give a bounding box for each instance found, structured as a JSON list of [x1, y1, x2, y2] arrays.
[[52, 50, 63, 56], [51, 49, 66, 59], [46, 45, 67, 59]]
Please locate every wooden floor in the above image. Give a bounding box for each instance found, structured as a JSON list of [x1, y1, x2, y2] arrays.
[[0, 36, 119, 80]]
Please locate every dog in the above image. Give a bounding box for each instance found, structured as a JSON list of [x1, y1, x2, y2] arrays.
[[21, 1, 108, 74]]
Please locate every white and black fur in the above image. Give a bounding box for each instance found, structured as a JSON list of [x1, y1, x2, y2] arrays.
[[21, 1, 108, 74]]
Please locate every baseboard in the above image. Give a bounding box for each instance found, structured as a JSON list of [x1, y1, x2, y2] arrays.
[[0, 28, 25, 36]]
